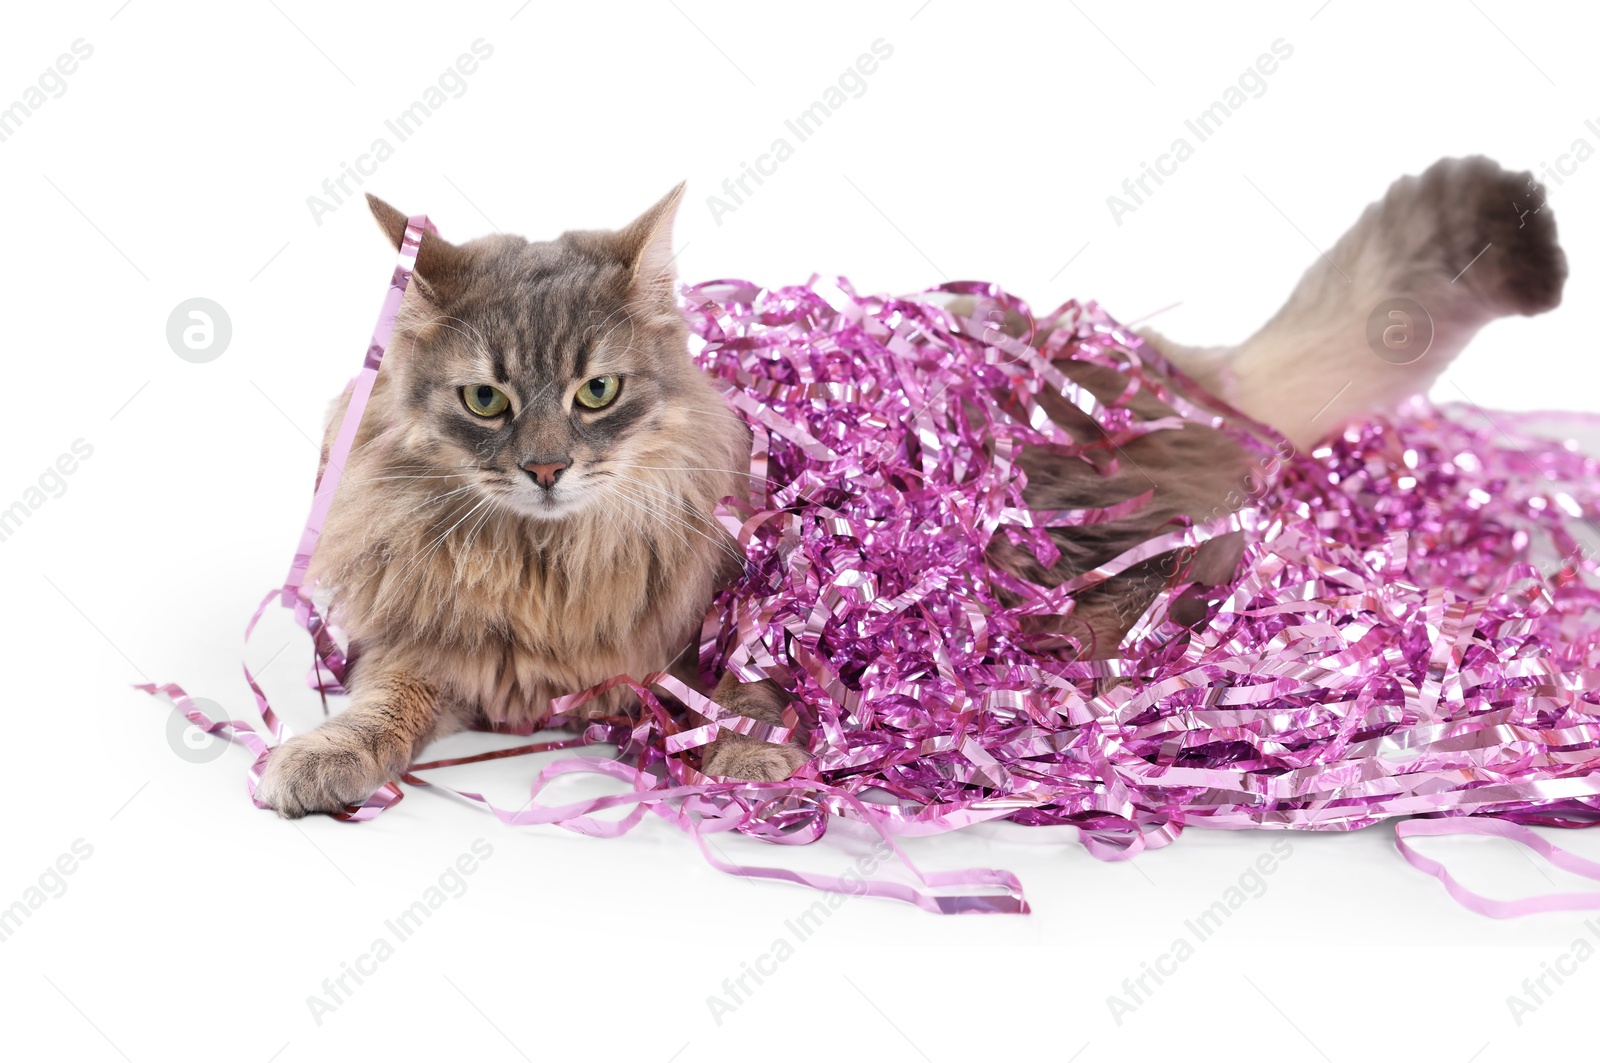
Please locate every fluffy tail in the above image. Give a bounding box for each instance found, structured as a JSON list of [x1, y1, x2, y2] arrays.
[[1143, 156, 1568, 449]]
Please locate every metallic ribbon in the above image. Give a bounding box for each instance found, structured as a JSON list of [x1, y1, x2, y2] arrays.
[[142, 233, 1600, 917]]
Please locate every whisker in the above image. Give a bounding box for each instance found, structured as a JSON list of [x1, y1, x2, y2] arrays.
[[349, 473, 475, 485], [397, 483, 481, 517], [660, 403, 749, 421], [388, 495, 493, 591], [612, 462, 811, 502], [449, 497, 504, 612], [609, 488, 691, 552], [606, 476, 746, 567]]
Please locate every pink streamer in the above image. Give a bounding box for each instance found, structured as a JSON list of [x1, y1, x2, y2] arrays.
[[141, 230, 1600, 916]]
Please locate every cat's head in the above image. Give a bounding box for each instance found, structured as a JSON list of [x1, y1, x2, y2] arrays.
[[363, 185, 738, 524]]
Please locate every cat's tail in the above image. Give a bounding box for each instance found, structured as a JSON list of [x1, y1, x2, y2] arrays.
[[1142, 156, 1568, 449]]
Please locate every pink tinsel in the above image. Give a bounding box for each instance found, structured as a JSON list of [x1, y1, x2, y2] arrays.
[[145, 240, 1600, 915], [675, 276, 1600, 909]]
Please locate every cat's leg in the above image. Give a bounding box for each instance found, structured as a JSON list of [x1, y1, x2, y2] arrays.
[[256, 663, 445, 818], [1142, 156, 1567, 449], [698, 672, 809, 782]]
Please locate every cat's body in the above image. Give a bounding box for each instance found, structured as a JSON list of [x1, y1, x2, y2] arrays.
[[258, 156, 1567, 817]]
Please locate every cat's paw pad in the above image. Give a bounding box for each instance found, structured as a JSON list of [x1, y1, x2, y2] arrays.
[[702, 731, 809, 782], [256, 730, 391, 818]]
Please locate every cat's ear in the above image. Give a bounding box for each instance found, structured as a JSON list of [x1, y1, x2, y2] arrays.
[[364, 193, 469, 302], [615, 182, 685, 303]]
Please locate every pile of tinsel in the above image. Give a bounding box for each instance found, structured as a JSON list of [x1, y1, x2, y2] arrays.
[[668, 277, 1600, 913]]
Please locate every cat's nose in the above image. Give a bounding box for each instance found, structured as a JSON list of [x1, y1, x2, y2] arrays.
[[521, 457, 570, 490]]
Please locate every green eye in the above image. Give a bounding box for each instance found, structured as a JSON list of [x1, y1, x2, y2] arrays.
[[462, 384, 510, 417], [575, 374, 621, 410]]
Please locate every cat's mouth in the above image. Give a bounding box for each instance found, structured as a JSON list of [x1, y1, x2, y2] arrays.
[[504, 476, 586, 521]]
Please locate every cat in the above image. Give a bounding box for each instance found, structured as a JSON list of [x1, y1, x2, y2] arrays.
[[257, 156, 1566, 817]]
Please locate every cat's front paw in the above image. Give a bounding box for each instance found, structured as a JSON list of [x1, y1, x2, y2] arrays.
[[256, 728, 392, 818], [700, 675, 810, 782], [702, 730, 810, 782]]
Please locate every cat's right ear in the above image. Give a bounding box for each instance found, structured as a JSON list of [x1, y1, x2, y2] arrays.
[[365, 194, 468, 303], [615, 182, 686, 306]]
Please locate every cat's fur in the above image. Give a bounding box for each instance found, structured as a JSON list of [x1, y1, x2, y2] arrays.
[[258, 156, 1566, 817]]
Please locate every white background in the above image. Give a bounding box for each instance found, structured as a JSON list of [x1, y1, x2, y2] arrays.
[[3, 1, 1600, 1060]]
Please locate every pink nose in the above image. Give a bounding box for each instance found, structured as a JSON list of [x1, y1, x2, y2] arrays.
[[521, 459, 569, 489]]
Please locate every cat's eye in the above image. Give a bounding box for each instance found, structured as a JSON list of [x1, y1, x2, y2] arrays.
[[461, 384, 510, 417], [575, 374, 621, 410]]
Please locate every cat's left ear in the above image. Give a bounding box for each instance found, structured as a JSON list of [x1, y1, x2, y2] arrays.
[[365, 193, 471, 304], [616, 182, 685, 303]]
